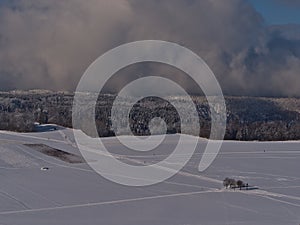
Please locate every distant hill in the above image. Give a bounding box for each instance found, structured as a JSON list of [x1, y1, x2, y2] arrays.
[[0, 91, 299, 141]]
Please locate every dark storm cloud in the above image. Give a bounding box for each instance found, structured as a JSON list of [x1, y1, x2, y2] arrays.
[[0, 0, 299, 96]]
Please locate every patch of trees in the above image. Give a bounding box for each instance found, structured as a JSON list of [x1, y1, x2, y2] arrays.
[[223, 177, 249, 190], [0, 111, 35, 132]]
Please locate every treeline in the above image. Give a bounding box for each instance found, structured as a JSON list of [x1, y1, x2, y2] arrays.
[[0, 91, 300, 141]]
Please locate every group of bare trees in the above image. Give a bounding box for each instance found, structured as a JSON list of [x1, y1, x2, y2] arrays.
[[223, 177, 248, 190]]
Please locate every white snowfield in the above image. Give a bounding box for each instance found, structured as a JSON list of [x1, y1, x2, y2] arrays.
[[0, 125, 299, 225]]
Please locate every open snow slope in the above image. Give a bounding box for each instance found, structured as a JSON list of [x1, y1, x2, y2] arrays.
[[0, 126, 299, 225]]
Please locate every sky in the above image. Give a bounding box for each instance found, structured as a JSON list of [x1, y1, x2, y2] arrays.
[[0, 0, 299, 97], [248, 0, 300, 24]]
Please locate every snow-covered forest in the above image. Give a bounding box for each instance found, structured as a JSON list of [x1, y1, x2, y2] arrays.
[[0, 90, 299, 141]]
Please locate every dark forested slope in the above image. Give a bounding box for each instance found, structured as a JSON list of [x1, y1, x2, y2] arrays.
[[0, 90, 299, 141]]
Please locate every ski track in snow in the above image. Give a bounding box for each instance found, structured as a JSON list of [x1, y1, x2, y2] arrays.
[[0, 189, 223, 215]]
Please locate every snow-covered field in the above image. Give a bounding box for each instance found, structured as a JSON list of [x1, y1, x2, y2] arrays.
[[0, 126, 299, 225]]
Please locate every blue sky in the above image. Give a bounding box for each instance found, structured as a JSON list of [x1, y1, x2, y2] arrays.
[[248, 0, 300, 24]]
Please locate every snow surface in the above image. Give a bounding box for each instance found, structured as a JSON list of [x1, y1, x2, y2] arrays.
[[0, 126, 299, 225]]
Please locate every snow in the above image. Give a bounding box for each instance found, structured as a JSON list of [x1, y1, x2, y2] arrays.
[[0, 126, 299, 224]]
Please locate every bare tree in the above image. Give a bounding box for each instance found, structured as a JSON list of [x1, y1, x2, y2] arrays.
[[223, 178, 237, 189], [237, 180, 244, 190], [223, 178, 230, 189]]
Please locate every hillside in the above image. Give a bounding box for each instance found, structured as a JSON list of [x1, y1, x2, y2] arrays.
[[0, 127, 299, 225], [0, 91, 299, 141]]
